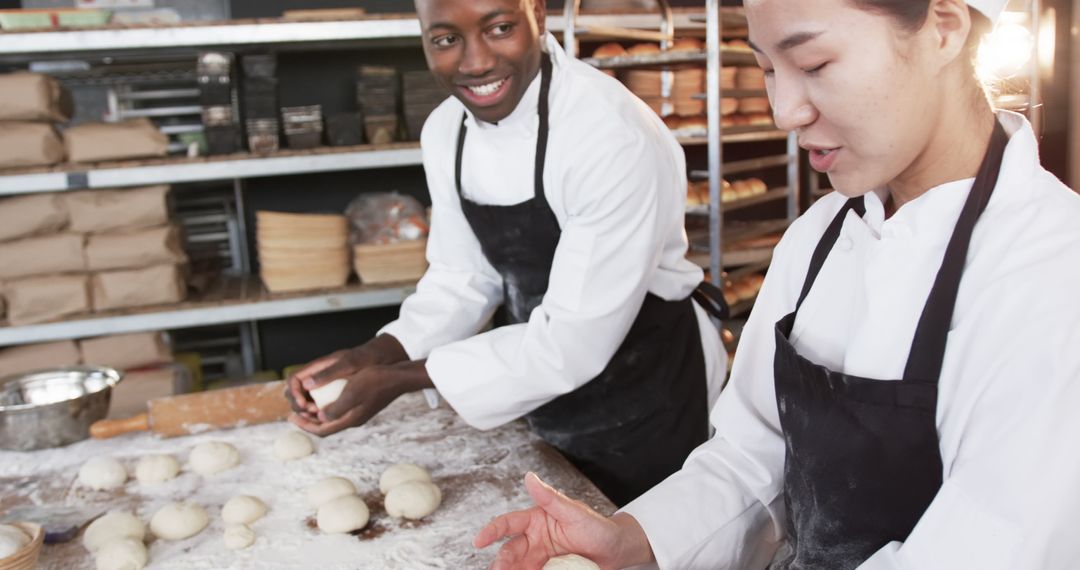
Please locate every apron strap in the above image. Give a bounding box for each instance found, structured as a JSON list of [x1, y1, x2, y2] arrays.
[[534, 53, 553, 206], [903, 122, 1009, 382], [795, 198, 866, 311], [692, 280, 730, 320], [455, 53, 554, 204]]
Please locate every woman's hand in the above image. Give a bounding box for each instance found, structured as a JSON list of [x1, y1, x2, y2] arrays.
[[474, 473, 655, 569]]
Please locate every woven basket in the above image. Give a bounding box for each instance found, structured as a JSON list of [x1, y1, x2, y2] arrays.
[[0, 523, 43, 570]]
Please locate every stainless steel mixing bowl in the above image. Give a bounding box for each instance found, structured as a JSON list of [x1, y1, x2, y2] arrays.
[[0, 367, 122, 451]]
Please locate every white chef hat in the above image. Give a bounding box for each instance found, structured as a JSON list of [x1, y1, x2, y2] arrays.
[[966, 0, 1008, 24]]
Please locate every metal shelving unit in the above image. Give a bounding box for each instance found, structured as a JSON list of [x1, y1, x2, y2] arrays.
[[0, 10, 716, 351], [0, 143, 422, 195], [0, 278, 416, 347], [563, 1, 798, 308], [0, 11, 710, 60]]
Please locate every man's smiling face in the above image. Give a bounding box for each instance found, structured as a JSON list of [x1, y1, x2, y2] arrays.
[[416, 0, 546, 123]]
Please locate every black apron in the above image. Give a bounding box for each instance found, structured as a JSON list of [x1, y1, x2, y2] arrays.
[[454, 54, 725, 506], [771, 122, 1009, 569]]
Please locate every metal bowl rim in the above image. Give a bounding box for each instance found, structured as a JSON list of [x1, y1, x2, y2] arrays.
[[0, 366, 122, 413]]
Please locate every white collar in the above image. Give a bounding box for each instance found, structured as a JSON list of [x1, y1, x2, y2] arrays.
[[858, 110, 1037, 240]]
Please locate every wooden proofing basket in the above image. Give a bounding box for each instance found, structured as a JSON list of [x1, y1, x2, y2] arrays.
[[0, 523, 43, 570], [353, 240, 428, 285]]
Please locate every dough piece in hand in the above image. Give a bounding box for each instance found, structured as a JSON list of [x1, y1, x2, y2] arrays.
[[309, 379, 347, 410], [189, 441, 240, 476], [135, 454, 180, 484], [317, 495, 369, 534], [306, 476, 357, 508], [384, 481, 441, 520], [223, 524, 255, 550], [0, 524, 28, 558], [95, 538, 148, 570], [221, 495, 268, 525], [79, 457, 128, 490], [543, 554, 602, 570], [273, 431, 314, 461], [149, 502, 208, 541], [379, 463, 432, 494], [83, 511, 145, 552]]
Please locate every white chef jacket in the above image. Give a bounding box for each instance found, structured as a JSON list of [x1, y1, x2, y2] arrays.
[[380, 33, 724, 430], [621, 111, 1080, 569]]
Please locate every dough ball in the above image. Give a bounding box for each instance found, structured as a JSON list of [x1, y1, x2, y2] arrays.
[[378, 463, 432, 494], [223, 524, 255, 550], [384, 481, 441, 520], [79, 457, 128, 490], [316, 494, 369, 534], [221, 495, 268, 525], [149, 502, 208, 541], [309, 379, 347, 410], [273, 431, 314, 461], [189, 441, 240, 476], [134, 454, 180, 484], [83, 511, 145, 553], [306, 476, 357, 508], [543, 554, 601, 570], [0, 524, 28, 559], [94, 538, 148, 570]]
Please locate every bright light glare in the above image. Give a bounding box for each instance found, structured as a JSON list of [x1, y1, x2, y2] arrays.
[[976, 20, 1035, 81]]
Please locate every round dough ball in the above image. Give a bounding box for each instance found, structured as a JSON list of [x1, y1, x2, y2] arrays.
[[543, 554, 601, 570], [135, 454, 180, 484], [0, 524, 28, 559], [221, 495, 268, 525], [384, 481, 441, 520], [149, 502, 209, 541], [306, 476, 357, 508], [79, 457, 128, 490], [273, 431, 314, 461], [95, 538, 148, 570], [309, 379, 347, 410], [316, 495, 370, 534], [378, 463, 432, 494], [83, 511, 145, 553], [223, 524, 255, 550], [189, 441, 240, 476]]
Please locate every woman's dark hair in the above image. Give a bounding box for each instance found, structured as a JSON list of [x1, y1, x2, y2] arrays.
[[852, 0, 991, 56]]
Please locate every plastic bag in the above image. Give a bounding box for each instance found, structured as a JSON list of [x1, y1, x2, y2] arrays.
[[345, 192, 429, 245]]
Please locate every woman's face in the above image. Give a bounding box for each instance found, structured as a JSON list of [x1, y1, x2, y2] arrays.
[[746, 0, 941, 196]]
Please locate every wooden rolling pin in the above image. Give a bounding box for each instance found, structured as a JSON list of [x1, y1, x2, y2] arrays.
[[90, 381, 292, 439]]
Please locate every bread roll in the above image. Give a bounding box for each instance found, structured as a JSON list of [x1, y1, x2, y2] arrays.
[[670, 38, 704, 52], [726, 39, 752, 52], [662, 115, 683, 130], [592, 43, 627, 59], [680, 115, 707, 132], [747, 113, 773, 126], [731, 180, 753, 198], [628, 43, 661, 56], [747, 178, 768, 195], [721, 97, 739, 116], [739, 97, 770, 114], [736, 67, 767, 89], [720, 179, 734, 202]]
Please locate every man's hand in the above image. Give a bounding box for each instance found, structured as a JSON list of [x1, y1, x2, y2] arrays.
[[474, 473, 655, 570], [284, 335, 409, 422], [288, 359, 434, 437]]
